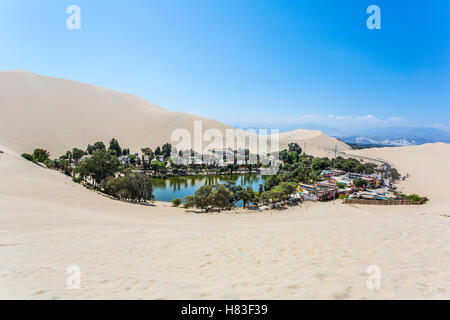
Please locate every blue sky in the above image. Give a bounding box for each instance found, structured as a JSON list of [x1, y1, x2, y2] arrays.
[[0, 0, 448, 133]]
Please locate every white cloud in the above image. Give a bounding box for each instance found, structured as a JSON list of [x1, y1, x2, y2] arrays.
[[300, 114, 321, 120], [328, 114, 377, 121], [431, 123, 450, 130], [387, 117, 404, 122], [328, 114, 352, 120], [356, 114, 379, 122]]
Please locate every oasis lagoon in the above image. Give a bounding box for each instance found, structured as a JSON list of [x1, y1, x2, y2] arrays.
[[152, 174, 267, 207]]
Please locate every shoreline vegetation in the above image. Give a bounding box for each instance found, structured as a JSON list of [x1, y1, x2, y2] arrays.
[[21, 138, 428, 212]]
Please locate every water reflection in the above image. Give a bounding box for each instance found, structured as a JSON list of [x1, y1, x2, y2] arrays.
[[152, 174, 267, 207]]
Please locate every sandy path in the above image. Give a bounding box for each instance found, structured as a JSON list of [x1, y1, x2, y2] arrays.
[[1, 144, 450, 299]]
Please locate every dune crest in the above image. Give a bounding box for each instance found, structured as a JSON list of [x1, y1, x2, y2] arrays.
[[0, 71, 348, 157], [276, 129, 350, 157], [0, 71, 233, 156]]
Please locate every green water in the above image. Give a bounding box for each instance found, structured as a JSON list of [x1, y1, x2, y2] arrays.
[[152, 174, 267, 207]]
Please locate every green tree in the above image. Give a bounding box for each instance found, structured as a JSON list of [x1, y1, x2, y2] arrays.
[[120, 172, 153, 202], [162, 143, 172, 160], [102, 175, 123, 198], [264, 175, 281, 191], [151, 160, 166, 174], [142, 147, 154, 159], [108, 138, 122, 156], [261, 190, 279, 205], [261, 182, 296, 205], [21, 153, 35, 162], [184, 195, 195, 208], [56, 157, 71, 176], [191, 185, 213, 211], [184, 185, 234, 212], [288, 143, 303, 154], [87, 141, 106, 155], [277, 182, 297, 200], [272, 183, 291, 202], [129, 154, 137, 166], [86, 144, 94, 155], [94, 141, 106, 150], [209, 185, 234, 211], [236, 186, 257, 209], [72, 148, 85, 164], [33, 149, 50, 163], [74, 149, 120, 187], [172, 198, 182, 207], [43, 159, 54, 168], [312, 157, 332, 171], [102, 172, 153, 202], [353, 178, 368, 188]]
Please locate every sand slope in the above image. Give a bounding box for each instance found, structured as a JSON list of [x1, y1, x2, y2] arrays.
[[277, 129, 350, 157], [1, 71, 449, 300], [0, 71, 233, 157], [0, 71, 348, 158], [1, 143, 450, 299], [350, 143, 450, 210]]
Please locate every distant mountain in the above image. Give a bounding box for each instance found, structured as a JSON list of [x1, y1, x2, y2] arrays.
[[340, 127, 450, 147]]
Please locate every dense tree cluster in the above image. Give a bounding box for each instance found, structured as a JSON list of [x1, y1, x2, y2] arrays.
[[22, 137, 410, 211], [87, 141, 106, 155], [393, 192, 426, 203], [260, 182, 297, 205], [226, 184, 258, 209], [74, 149, 121, 187], [22, 149, 53, 168], [182, 179, 298, 211], [184, 185, 235, 212], [264, 175, 281, 191], [334, 157, 377, 174], [102, 170, 153, 202]]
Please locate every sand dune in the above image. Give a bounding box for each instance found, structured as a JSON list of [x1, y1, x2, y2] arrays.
[[276, 129, 350, 157], [1, 70, 449, 300], [0, 71, 347, 158], [1, 143, 450, 299], [350, 143, 450, 210], [0, 71, 234, 157]]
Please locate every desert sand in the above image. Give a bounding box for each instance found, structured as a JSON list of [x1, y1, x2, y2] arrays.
[[1, 142, 450, 299], [1, 71, 449, 299], [0, 71, 349, 158], [276, 129, 350, 157]]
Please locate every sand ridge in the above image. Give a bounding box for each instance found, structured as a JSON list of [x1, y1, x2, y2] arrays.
[[1, 71, 449, 300], [0, 71, 349, 158]]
